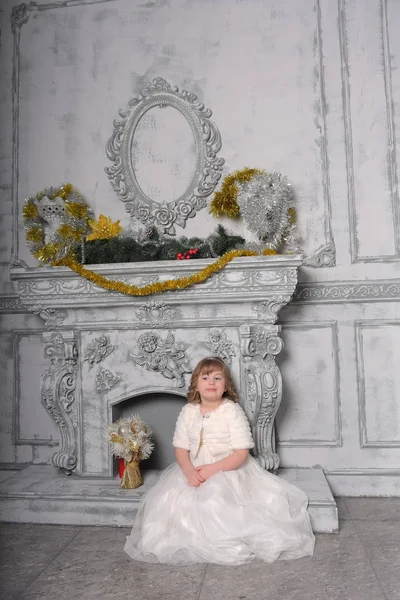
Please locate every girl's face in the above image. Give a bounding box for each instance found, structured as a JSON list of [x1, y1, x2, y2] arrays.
[[196, 369, 226, 404]]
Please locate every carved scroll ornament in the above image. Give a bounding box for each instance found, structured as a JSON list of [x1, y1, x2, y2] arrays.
[[41, 331, 79, 473], [240, 324, 283, 472]]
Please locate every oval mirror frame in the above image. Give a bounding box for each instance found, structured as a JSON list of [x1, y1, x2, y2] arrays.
[[105, 78, 225, 235]]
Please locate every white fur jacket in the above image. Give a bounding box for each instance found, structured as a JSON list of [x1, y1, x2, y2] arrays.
[[172, 398, 254, 458]]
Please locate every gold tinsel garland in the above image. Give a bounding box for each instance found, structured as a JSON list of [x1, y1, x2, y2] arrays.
[[209, 167, 264, 218], [57, 248, 277, 297], [23, 183, 92, 264]]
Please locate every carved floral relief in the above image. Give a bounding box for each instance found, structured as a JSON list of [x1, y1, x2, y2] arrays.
[[135, 301, 177, 328], [95, 367, 121, 393]]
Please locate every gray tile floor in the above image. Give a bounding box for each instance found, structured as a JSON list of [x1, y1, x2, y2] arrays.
[[1, 497, 399, 600]]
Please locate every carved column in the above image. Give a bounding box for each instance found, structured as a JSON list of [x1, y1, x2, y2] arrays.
[[240, 324, 284, 472], [41, 331, 79, 474]]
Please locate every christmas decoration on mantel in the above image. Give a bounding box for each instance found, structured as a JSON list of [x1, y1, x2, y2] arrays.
[[22, 183, 93, 264], [22, 168, 301, 297], [209, 167, 301, 254], [107, 415, 154, 489], [64, 246, 276, 296], [86, 214, 123, 240], [79, 223, 246, 264]]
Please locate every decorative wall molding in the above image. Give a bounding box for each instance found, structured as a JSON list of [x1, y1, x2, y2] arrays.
[[10, 3, 30, 263], [278, 321, 342, 447], [337, 0, 357, 263], [381, 0, 400, 256], [0, 295, 25, 313], [12, 330, 59, 446], [338, 0, 400, 263], [293, 280, 400, 304], [355, 320, 400, 448], [307, 0, 336, 268], [11, 3, 29, 33]]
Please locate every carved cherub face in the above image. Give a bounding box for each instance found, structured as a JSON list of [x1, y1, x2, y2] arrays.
[[139, 332, 158, 353]]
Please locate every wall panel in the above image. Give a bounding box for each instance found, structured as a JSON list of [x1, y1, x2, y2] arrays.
[[356, 321, 400, 447], [14, 332, 59, 445], [277, 322, 341, 447]]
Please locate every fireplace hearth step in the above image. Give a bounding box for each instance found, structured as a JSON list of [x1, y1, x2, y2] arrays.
[[0, 465, 338, 533]]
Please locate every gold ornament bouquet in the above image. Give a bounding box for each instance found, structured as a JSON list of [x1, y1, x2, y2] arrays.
[[107, 416, 154, 489]]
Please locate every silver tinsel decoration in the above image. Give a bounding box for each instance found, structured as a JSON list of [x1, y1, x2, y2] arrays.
[[237, 172, 302, 253]]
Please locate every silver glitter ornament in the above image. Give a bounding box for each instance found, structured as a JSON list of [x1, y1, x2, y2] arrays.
[[237, 172, 302, 253]]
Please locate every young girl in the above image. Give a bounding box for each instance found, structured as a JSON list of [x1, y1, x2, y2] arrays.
[[124, 356, 315, 565]]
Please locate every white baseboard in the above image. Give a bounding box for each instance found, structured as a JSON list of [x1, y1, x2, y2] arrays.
[[326, 469, 400, 496]]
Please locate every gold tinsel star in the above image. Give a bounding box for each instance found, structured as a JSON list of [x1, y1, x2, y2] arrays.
[[86, 214, 123, 240]]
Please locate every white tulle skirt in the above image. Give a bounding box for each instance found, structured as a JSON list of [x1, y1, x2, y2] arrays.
[[124, 447, 315, 566]]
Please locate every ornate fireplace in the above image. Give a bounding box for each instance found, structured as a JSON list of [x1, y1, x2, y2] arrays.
[[3, 73, 338, 530], [11, 254, 302, 477]]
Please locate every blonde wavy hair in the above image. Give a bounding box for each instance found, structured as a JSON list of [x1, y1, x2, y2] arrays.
[[187, 357, 239, 404]]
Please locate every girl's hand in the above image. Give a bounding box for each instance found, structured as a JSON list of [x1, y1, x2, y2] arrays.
[[195, 464, 218, 481], [184, 467, 205, 487]]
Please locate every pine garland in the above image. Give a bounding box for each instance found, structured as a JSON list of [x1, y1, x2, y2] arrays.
[[77, 225, 245, 265]]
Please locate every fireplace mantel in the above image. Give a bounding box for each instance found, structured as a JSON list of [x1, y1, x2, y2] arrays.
[[10, 255, 303, 476], [10, 254, 302, 312]]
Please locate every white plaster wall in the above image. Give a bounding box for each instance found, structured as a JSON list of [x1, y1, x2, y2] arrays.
[[1, 0, 400, 494]]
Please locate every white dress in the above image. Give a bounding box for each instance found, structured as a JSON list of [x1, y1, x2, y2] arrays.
[[124, 399, 315, 565]]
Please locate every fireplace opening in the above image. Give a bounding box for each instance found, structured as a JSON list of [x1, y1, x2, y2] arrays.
[[111, 391, 187, 472]]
